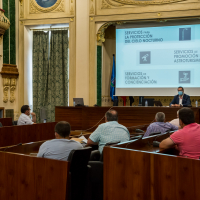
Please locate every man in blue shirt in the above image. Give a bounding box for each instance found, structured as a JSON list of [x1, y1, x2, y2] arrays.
[[87, 109, 130, 154], [143, 112, 179, 138]]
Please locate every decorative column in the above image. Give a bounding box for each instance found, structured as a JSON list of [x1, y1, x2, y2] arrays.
[[2, 78, 10, 103], [10, 78, 17, 103], [0, 64, 19, 103]]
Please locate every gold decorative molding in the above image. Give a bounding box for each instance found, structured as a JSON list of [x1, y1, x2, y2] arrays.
[[10, 78, 16, 103], [0, 64, 19, 103], [102, 0, 111, 9], [0, 9, 10, 35], [20, 10, 24, 18], [0, 35, 3, 45], [0, 64, 19, 79], [30, 0, 64, 14], [102, 0, 187, 7], [157, 19, 167, 22], [19, 0, 23, 6], [97, 21, 125, 45], [19, 0, 24, 18], [55, 0, 65, 12], [70, 6, 74, 15], [90, 4, 94, 14], [30, 2, 40, 14], [3, 78, 10, 103]]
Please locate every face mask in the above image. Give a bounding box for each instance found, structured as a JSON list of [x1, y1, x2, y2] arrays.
[[178, 91, 183, 96]]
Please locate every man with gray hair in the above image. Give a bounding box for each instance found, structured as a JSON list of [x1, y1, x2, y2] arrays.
[[87, 109, 130, 154], [143, 112, 179, 138]]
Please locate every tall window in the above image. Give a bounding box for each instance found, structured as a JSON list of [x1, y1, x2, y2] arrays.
[[32, 29, 69, 122]]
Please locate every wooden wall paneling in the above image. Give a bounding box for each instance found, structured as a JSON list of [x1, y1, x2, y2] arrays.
[[0, 117, 12, 126], [23, 124, 37, 143], [0, 141, 44, 154], [175, 157, 196, 200], [82, 108, 90, 130], [5, 153, 18, 200], [87, 107, 106, 131], [17, 156, 35, 200], [13, 125, 23, 145], [55, 106, 83, 130], [0, 152, 69, 200], [0, 153, 6, 199], [152, 153, 177, 200], [0, 126, 13, 147], [0, 122, 57, 148], [55, 107, 200, 131], [193, 158, 200, 199], [104, 147, 151, 200]]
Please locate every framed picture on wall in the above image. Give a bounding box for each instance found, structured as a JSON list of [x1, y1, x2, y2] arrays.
[[35, 0, 57, 8]]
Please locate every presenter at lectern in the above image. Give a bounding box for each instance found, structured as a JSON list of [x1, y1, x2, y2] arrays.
[[170, 86, 191, 107]]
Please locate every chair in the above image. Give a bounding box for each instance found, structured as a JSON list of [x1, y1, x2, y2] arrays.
[[88, 161, 103, 200], [149, 132, 161, 136], [12, 121, 18, 125], [90, 150, 100, 161], [130, 135, 143, 141], [100, 141, 120, 162], [67, 147, 92, 200]]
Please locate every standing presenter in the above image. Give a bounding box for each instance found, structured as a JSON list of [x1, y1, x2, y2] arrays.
[[170, 86, 191, 107]]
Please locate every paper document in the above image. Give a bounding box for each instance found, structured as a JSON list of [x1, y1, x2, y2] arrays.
[[79, 136, 88, 143]]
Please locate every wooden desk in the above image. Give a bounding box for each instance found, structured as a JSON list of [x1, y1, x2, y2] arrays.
[[0, 117, 12, 126], [55, 106, 200, 131], [0, 122, 57, 147], [104, 134, 200, 200], [0, 149, 69, 200]]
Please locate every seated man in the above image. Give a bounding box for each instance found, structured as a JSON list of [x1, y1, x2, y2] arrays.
[[160, 108, 200, 159], [37, 121, 83, 161], [87, 109, 130, 154], [143, 112, 178, 138], [17, 105, 36, 125], [169, 110, 180, 127], [170, 86, 191, 107]]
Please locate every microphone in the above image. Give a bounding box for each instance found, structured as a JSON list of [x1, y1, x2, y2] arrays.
[[3, 143, 22, 152]]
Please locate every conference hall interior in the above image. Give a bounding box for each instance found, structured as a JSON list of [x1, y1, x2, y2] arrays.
[[0, 0, 200, 199]]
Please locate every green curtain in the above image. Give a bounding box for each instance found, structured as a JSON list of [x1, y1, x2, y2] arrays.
[[47, 30, 69, 121], [33, 30, 69, 122], [33, 31, 49, 123]]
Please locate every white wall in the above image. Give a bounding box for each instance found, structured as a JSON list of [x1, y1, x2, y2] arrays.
[[24, 26, 33, 106]]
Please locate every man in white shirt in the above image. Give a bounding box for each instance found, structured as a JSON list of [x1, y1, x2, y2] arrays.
[[169, 110, 180, 127], [17, 105, 36, 125]]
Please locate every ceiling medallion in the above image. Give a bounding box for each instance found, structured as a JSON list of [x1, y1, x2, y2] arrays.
[[31, 0, 62, 13]]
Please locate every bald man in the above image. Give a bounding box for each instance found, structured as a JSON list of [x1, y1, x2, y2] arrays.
[[87, 109, 130, 154]]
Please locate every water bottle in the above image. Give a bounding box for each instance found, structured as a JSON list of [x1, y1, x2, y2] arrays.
[[73, 101, 75, 107], [196, 100, 198, 107], [145, 100, 148, 107]]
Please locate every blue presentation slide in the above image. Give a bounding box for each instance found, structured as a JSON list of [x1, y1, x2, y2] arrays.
[[116, 24, 200, 88]]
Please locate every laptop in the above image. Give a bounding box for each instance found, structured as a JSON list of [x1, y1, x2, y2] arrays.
[[73, 98, 84, 106]]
